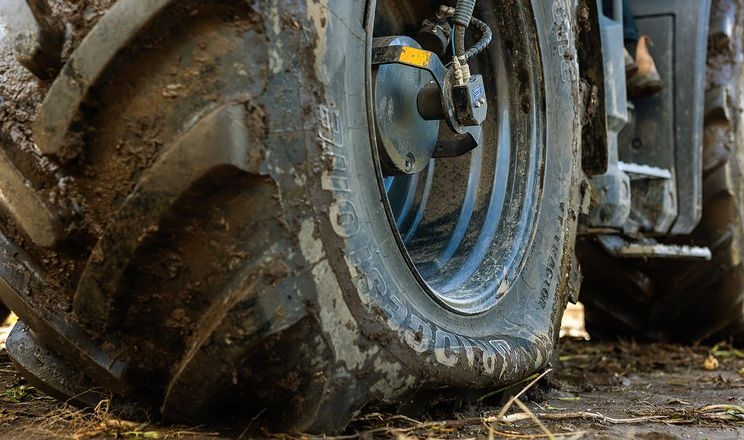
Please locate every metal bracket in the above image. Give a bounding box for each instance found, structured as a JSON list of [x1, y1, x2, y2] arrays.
[[371, 43, 448, 90], [432, 124, 482, 158], [371, 39, 484, 159], [372, 41, 460, 132]]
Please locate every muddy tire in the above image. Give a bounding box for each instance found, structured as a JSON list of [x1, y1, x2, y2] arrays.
[[0, 0, 581, 432], [581, 0, 744, 342]]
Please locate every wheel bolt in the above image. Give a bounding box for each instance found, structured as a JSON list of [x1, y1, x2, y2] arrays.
[[405, 154, 415, 173]]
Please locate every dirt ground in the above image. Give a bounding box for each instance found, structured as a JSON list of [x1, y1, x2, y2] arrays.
[[1, 1, 743, 439], [0, 307, 740, 439]]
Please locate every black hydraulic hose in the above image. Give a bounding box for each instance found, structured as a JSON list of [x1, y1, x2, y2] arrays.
[[454, 25, 467, 58], [453, 0, 476, 58], [452, 1, 492, 63], [463, 16, 492, 62]]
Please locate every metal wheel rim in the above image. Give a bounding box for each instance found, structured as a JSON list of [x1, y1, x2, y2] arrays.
[[370, 1, 545, 315]]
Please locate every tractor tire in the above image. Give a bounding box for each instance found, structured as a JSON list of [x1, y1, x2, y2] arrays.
[[580, 0, 744, 342], [0, 0, 582, 433]]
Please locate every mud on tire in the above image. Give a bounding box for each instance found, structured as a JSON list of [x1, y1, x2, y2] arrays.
[[0, 0, 582, 432]]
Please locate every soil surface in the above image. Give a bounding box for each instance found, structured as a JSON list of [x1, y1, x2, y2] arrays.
[[343, 337, 744, 440], [0, 312, 741, 439]]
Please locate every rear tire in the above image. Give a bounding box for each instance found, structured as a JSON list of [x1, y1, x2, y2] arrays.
[[0, 0, 582, 432]]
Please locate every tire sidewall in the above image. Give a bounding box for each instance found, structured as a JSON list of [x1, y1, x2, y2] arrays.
[[302, 0, 580, 388]]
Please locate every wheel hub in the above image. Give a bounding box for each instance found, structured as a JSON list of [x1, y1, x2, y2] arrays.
[[372, 36, 439, 175]]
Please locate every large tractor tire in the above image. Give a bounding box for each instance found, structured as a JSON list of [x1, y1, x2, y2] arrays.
[[0, 0, 582, 432], [580, 0, 744, 342]]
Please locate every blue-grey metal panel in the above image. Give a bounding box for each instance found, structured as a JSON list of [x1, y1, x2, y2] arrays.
[[621, 0, 711, 234]]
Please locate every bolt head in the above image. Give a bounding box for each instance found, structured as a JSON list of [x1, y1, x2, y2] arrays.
[[404, 153, 414, 173]]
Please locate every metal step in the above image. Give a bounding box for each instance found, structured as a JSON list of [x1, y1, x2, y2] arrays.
[[598, 234, 711, 260], [618, 161, 673, 180]]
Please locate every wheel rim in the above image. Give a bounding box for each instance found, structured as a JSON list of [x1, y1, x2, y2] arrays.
[[371, 1, 545, 315]]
